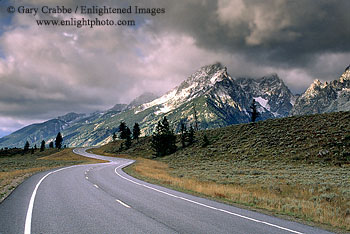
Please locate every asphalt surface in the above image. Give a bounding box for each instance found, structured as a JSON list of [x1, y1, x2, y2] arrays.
[[0, 148, 335, 234]]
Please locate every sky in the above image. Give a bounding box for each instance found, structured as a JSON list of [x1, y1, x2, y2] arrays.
[[0, 0, 349, 137]]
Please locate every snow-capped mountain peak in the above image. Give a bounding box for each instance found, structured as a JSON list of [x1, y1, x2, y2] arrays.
[[302, 79, 322, 98], [136, 63, 233, 115], [290, 64, 350, 115], [0, 62, 298, 148], [340, 67, 350, 83]]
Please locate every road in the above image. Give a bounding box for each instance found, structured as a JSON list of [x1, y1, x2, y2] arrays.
[[0, 148, 334, 234]]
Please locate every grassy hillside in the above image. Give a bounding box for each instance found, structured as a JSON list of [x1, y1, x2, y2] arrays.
[[0, 148, 107, 203], [95, 111, 350, 231]]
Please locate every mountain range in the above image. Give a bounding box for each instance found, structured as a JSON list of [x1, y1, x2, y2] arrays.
[[0, 63, 349, 148], [290, 66, 350, 115]]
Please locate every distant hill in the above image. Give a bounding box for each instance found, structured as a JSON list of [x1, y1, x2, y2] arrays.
[[102, 110, 350, 166]]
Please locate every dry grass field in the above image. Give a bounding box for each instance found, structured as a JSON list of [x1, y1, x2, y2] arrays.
[[0, 148, 107, 202], [96, 111, 350, 232]]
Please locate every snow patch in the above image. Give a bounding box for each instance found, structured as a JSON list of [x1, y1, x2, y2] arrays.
[[337, 88, 350, 97], [271, 111, 279, 117], [290, 98, 296, 106], [210, 70, 224, 84], [155, 105, 173, 115], [135, 66, 228, 115], [254, 97, 270, 111]]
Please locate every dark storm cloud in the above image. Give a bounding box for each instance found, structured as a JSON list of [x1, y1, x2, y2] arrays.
[[23, 0, 350, 62], [148, 0, 350, 66], [139, 0, 350, 84], [0, 0, 349, 134], [23, 0, 350, 71]]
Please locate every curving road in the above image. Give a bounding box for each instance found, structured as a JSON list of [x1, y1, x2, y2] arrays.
[[0, 148, 334, 234]]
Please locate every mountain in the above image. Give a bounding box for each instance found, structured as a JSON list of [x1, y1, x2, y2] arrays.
[[108, 93, 158, 112], [0, 112, 85, 148], [290, 66, 350, 115], [109, 104, 127, 112], [133, 63, 294, 129], [236, 74, 295, 117], [127, 92, 158, 109], [57, 112, 86, 123], [0, 63, 295, 148]]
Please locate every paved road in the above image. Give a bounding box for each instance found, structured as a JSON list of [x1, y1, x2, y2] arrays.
[[0, 148, 334, 234]]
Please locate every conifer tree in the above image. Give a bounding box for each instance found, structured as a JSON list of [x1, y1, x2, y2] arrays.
[[193, 104, 199, 131], [250, 99, 260, 123], [132, 123, 141, 142], [118, 122, 128, 139], [180, 122, 187, 148], [55, 132, 63, 149], [125, 127, 132, 149], [49, 141, 54, 148], [188, 125, 195, 145], [40, 140, 46, 152], [151, 122, 162, 157], [23, 141, 30, 154], [151, 117, 177, 157]]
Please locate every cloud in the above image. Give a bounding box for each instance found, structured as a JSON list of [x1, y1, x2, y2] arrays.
[[0, 116, 41, 137], [0, 7, 221, 125], [217, 0, 300, 46], [0, 0, 349, 134], [147, 0, 350, 67]]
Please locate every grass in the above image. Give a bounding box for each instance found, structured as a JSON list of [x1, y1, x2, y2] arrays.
[[0, 148, 107, 202], [94, 111, 350, 232]]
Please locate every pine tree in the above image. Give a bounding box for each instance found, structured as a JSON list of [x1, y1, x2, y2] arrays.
[[151, 122, 162, 157], [55, 132, 63, 149], [180, 122, 187, 148], [118, 122, 128, 139], [40, 140, 45, 152], [250, 99, 260, 123], [193, 104, 199, 131], [187, 125, 195, 145], [151, 117, 177, 157], [23, 141, 30, 154], [132, 123, 141, 142], [49, 141, 54, 148], [125, 127, 132, 149]]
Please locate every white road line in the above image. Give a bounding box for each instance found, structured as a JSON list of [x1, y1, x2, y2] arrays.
[[116, 199, 131, 208], [85, 177, 89, 180], [114, 163, 304, 234], [74, 148, 304, 234], [94, 184, 99, 189], [24, 165, 80, 234]]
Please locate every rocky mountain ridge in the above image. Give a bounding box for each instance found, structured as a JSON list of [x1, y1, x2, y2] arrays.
[[290, 66, 350, 115], [0, 63, 348, 148]]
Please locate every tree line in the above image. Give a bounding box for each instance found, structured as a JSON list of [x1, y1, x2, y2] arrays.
[[113, 122, 140, 151], [113, 99, 259, 158], [8, 100, 259, 156], [22, 132, 64, 154]]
